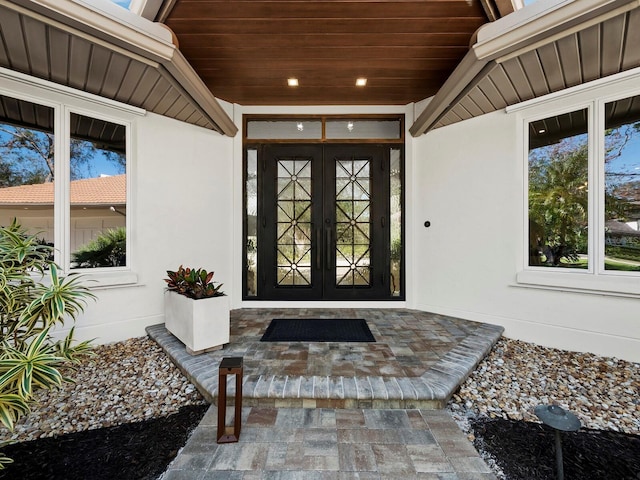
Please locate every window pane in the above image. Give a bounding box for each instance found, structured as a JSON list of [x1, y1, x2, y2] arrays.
[[69, 113, 126, 268], [0, 94, 55, 258], [604, 95, 640, 272], [390, 148, 402, 296], [246, 120, 322, 139], [246, 148, 258, 296], [326, 119, 401, 139], [528, 109, 589, 268]]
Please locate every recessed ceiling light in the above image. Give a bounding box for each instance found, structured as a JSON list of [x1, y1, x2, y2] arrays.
[[287, 78, 299, 87], [356, 78, 367, 87]]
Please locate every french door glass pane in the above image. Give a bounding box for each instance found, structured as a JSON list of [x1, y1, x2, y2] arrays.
[[69, 113, 126, 269], [528, 109, 589, 268], [604, 95, 640, 272], [276, 158, 313, 286], [335, 158, 371, 286], [0, 94, 55, 261]]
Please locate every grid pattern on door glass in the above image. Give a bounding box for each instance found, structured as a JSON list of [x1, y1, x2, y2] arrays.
[[335, 158, 371, 286], [276, 159, 312, 286]]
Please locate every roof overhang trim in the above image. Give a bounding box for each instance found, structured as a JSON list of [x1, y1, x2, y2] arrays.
[[2, 0, 237, 136], [409, 0, 640, 137]]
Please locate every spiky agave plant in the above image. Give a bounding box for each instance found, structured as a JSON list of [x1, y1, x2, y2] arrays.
[[0, 220, 95, 469]]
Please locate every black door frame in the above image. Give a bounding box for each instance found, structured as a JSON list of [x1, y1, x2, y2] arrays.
[[258, 143, 390, 301]]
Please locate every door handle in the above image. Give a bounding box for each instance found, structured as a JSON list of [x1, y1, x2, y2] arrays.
[[315, 229, 321, 270], [325, 226, 332, 271]]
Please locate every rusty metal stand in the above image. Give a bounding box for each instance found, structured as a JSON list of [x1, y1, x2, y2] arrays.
[[217, 356, 243, 443]]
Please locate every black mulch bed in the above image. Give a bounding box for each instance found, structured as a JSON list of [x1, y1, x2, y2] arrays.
[[471, 417, 640, 480], [0, 404, 208, 480]]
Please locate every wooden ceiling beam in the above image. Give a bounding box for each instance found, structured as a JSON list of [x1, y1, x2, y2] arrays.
[[175, 33, 476, 48], [167, 18, 486, 35]]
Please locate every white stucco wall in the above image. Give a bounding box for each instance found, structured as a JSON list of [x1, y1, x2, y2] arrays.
[[70, 111, 234, 344], [411, 104, 640, 363]]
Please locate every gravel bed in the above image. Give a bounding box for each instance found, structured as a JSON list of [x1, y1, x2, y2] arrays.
[[0, 337, 206, 443], [2, 333, 638, 461], [448, 337, 640, 435], [447, 337, 640, 479]]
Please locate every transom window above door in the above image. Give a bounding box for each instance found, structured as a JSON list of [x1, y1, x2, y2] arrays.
[[244, 115, 404, 142]]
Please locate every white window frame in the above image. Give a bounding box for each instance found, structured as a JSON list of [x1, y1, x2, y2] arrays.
[[510, 69, 640, 297], [0, 67, 143, 287]]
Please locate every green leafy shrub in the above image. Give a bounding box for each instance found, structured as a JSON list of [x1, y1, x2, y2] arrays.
[[0, 220, 95, 468], [165, 266, 224, 299], [72, 227, 126, 268]]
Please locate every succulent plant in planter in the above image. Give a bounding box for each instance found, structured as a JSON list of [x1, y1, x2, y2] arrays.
[[163, 266, 229, 355]]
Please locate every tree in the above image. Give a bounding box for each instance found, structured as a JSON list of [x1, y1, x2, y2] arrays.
[[0, 125, 125, 187], [529, 135, 589, 266], [529, 121, 640, 266]]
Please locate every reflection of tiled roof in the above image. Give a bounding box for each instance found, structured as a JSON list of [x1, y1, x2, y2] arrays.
[[0, 175, 125, 206]]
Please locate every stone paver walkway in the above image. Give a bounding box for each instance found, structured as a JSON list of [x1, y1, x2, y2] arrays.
[[162, 406, 496, 480], [147, 309, 503, 409], [151, 309, 502, 479]]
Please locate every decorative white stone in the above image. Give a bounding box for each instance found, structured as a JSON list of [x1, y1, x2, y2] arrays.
[[163, 290, 230, 354]]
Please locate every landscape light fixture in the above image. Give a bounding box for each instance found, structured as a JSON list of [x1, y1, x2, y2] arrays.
[[534, 404, 581, 480]]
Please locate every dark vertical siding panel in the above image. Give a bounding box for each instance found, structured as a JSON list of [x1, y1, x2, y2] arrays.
[[85, 45, 113, 93], [518, 50, 549, 97], [68, 36, 93, 90], [579, 24, 601, 82], [536, 43, 565, 92], [601, 14, 626, 76], [48, 28, 70, 84], [622, 9, 640, 70], [22, 16, 49, 78], [1, 9, 30, 71], [556, 34, 582, 87], [100, 54, 131, 98]]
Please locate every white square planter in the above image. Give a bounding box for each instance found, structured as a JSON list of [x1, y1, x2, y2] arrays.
[[164, 290, 230, 354]]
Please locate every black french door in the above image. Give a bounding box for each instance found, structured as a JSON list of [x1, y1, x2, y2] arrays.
[[258, 144, 390, 300]]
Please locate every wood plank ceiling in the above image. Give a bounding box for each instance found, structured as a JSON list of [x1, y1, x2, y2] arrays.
[[162, 0, 494, 105]]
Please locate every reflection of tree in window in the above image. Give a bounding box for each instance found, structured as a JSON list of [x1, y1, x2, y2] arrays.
[[0, 121, 125, 185], [604, 97, 640, 271], [0, 95, 56, 255], [528, 109, 589, 268], [528, 102, 640, 271]]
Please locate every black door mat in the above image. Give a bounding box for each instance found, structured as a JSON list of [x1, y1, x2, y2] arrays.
[[260, 319, 376, 342]]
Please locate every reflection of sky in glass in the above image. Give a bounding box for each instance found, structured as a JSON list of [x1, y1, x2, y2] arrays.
[[605, 125, 640, 195], [73, 139, 125, 180], [110, 0, 131, 9], [0, 126, 124, 181]]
